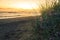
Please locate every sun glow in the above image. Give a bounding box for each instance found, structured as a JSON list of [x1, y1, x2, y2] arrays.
[[10, 2, 39, 9]]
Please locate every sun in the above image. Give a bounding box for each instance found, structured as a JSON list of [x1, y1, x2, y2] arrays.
[[11, 2, 39, 9]]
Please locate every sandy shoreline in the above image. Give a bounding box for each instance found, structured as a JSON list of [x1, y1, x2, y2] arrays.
[[0, 15, 40, 24], [0, 13, 41, 19]]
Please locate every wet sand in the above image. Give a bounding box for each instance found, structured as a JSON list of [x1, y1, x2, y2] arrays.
[[0, 13, 40, 40]]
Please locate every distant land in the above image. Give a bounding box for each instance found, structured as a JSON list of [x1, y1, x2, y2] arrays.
[[0, 8, 39, 13], [0, 8, 21, 12]]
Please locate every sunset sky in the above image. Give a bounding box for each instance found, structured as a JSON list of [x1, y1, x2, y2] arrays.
[[0, 0, 57, 11], [0, 0, 40, 9]]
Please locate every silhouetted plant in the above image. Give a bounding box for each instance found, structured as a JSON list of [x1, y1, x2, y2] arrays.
[[36, 0, 60, 40]]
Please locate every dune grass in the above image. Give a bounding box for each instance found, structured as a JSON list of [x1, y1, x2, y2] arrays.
[[35, 1, 60, 40]]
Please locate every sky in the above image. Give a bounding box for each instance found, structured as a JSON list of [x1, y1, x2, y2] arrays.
[[0, 0, 40, 8], [0, 0, 58, 11]]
